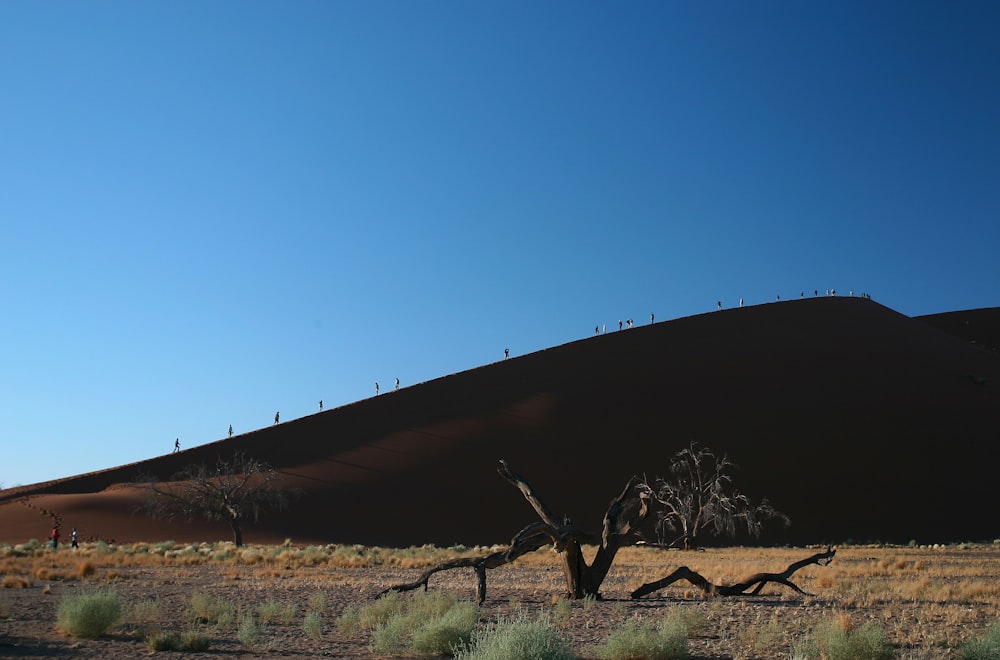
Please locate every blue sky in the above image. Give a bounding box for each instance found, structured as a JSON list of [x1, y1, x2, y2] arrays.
[[2, 2, 997, 488]]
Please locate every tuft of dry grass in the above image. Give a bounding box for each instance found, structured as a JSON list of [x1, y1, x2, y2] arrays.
[[1, 575, 30, 589]]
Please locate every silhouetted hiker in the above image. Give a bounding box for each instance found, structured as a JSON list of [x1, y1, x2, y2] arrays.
[[618, 320, 623, 330], [717, 301, 722, 310], [51, 526, 59, 550], [800, 291, 804, 298], [228, 424, 233, 437], [319, 400, 323, 411], [603, 323, 606, 334], [71, 528, 79, 549], [375, 382, 379, 395], [776, 294, 780, 301], [395, 378, 399, 390], [815, 290, 818, 296], [274, 411, 280, 424], [173, 438, 180, 453], [595, 325, 599, 335], [504, 348, 509, 359], [739, 298, 743, 307], [650, 313, 654, 324]]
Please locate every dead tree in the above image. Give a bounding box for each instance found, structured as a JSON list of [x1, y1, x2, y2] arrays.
[[630, 547, 836, 599], [136, 452, 296, 547], [380, 459, 649, 603]]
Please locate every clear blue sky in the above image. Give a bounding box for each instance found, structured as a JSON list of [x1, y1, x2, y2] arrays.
[[2, 2, 997, 488]]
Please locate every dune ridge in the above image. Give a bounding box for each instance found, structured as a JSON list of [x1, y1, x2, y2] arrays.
[[2, 297, 998, 548]]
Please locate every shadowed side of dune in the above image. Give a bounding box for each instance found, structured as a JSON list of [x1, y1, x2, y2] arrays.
[[1, 297, 998, 547]]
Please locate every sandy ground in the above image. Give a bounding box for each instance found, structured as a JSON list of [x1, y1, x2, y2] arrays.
[[3, 545, 1000, 658]]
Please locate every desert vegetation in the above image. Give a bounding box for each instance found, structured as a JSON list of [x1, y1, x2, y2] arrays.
[[2, 539, 1000, 657]]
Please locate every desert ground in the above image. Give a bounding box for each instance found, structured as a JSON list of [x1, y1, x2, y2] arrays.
[[3, 541, 1000, 658]]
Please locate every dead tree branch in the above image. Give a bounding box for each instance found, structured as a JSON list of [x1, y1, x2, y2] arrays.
[[378, 460, 649, 603], [630, 547, 836, 599]]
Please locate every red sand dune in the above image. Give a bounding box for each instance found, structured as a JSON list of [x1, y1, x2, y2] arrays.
[[2, 297, 998, 548]]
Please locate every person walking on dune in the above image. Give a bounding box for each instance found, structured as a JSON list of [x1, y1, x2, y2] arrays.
[[375, 382, 379, 395], [228, 424, 233, 437], [173, 438, 180, 453], [504, 348, 509, 359], [71, 528, 79, 549], [50, 526, 59, 550], [395, 378, 399, 391], [319, 400, 323, 412], [274, 411, 280, 424]]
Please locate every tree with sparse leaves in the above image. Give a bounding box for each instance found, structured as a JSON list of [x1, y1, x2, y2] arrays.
[[640, 442, 789, 549], [138, 452, 296, 547]]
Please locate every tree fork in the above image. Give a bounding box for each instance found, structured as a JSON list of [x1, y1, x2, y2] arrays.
[[378, 460, 649, 603]]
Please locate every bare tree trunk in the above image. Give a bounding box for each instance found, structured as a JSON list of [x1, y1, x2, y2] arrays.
[[230, 520, 243, 547], [630, 547, 836, 599], [379, 460, 649, 602]]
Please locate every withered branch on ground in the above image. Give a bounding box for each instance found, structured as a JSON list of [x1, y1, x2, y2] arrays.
[[378, 459, 649, 603], [630, 547, 836, 599]]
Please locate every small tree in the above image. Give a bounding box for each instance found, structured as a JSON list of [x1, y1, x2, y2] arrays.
[[641, 442, 789, 549], [138, 452, 296, 547]]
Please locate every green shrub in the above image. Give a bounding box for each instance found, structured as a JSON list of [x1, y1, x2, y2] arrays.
[[56, 588, 125, 639], [347, 589, 406, 632], [303, 610, 323, 641], [596, 615, 688, 660], [145, 630, 181, 651], [307, 590, 328, 613], [453, 613, 575, 660], [189, 591, 235, 627], [257, 599, 297, 624], [959, 622, 1000, 660], [793, 618, 893, 660], [237, 615, 264, 650], [409, 601, 479, 655], [181, 630, 212, 652], [338, 589, 479, 656], [363, 590, 478, 656]]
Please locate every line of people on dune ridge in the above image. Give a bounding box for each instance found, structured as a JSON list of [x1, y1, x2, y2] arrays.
[[171, 288, 872, 454], [170, 376, 406, 454], [593, 288, 873, 336]]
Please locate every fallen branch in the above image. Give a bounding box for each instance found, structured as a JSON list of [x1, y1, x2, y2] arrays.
[[630, 547, 836, 599]]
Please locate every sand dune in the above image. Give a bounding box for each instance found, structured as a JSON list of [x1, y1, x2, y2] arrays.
[[2, 297, 998, 548]]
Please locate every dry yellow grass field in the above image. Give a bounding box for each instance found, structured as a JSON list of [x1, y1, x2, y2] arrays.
[[2, 540, 999, 658]]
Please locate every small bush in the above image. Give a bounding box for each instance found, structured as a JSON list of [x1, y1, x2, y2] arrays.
[[56, 588, 125, 639], [794, 617, 893, 660], [189, 591, 235, 627], [337, 589, 405, 635], [257, 599, 297, 624], [146, 630, 181, 651], [303, 610, 323, 641], [362, 590, 478, 656], [959, 622, 1000, 660], [76, 560, 96, 578], [238, 615, 264, 650], [453, 613, 575, 660], [409, 601, 479, 655], [180, 630, 212, 652], [307, 590, 328, 613], [596, 615, 688, 660]]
